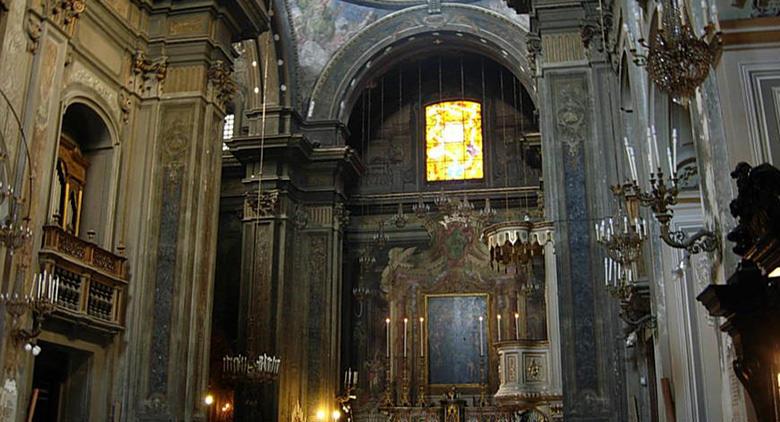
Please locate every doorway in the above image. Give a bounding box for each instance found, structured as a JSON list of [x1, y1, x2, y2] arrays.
[[30, 341, 92, 422]]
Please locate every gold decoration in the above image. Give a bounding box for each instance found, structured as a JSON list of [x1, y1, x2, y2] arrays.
[[646, 0, 722, 103], [207, 60, 237, 108]]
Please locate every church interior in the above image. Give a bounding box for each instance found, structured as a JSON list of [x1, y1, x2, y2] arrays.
[[1, 0, 780, 421]]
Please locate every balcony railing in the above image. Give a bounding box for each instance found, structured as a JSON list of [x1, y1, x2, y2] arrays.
[[38, 225, 127, 334]]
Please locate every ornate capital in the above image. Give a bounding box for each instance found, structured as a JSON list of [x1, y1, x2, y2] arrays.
[[207, 60, 237, 108], [333, 202, 350, 228], [118, 90, 132, 124], [244, 190, 279, 219], [526, 32, 541, 77], [130, 50, 168, 97], [43, 0, 86, 36]]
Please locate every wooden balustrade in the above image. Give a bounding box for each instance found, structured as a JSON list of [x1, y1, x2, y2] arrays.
[[38, 225, 127, 334]]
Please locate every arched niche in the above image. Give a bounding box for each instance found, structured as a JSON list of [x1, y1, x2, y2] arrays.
[[306, 4, 535, 126], [50, 101, 118, 248]]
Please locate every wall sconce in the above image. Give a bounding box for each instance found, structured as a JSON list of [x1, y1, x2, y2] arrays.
[[620, 130, 719, 255], [1, 271, 60, 346]]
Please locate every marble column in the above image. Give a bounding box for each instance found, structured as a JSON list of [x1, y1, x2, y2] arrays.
[[122, 3, 267, 421], [533, 5, 627, 420], [227, 126, 360, 420]]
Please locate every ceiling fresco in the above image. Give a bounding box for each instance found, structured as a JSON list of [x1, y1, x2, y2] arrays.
[[287, 0, 528, 101]]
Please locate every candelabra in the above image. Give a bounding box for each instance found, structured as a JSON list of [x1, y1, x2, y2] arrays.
[[221, 353, 280, 384], [399, 356, 411, 406], [416, 354, 427, 406], [0, 89, 34, 254], [0, 181, 32, 253], [617, 129, 719, 257], [595, 183, 648, 299], [352, 286, 370, 318], [479, 354, 488, 407], [337, 369, 358, 421], [617, 171, 719, 255], [0, 271, 60, 348], [381, 355, 393, 407]]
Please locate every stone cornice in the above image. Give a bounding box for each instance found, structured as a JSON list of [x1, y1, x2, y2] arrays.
[[146, 0, 269, 40]]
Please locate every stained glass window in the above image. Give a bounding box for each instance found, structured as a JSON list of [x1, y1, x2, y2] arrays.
[[425, 100, 484, 181]]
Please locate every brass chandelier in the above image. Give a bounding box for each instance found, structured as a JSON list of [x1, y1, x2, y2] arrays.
[[646, 0, 722, 103], [596, 184, 648, 298]]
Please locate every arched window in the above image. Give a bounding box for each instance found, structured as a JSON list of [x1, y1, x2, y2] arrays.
[[425, 100, 484, 182]]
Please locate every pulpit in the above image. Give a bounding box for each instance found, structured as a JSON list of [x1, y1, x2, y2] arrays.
[[697, 163, 780, 422], [494, 340, 554, 408]]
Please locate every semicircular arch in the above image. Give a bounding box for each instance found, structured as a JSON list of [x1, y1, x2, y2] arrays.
[[307, 3, 535, 123]]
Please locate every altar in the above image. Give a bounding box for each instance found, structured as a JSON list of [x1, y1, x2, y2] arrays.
[[348, 197, 563, 421]]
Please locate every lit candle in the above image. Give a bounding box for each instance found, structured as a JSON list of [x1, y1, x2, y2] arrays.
[[497, 314, 502, 342], [604, 257, 609, 286], [478, 316, 484, 356], [419, 317, 425, 357], [667, 146, 674, 177], [403, 318, 408, 358], [385, 318, 390, 358], [514, 312, 520, 340]]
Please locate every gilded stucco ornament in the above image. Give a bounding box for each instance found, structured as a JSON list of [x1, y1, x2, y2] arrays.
[[554, 81, 587, 160], [131, 50, 168, 96], [207, 60, 237, 108], [40, 0, 86, 36], [244, 190, 279, 219], [25, 13, 41, 53]]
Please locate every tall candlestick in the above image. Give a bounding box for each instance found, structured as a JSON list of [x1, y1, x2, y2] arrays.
[[672, 128, 678, 175], [651, 125, 661, 171], [478, 316, 484, 356], [711, 3, 720, 31], [604, 257, 609, 286], [419, 317, 424, 357], [403, 318, 408, 358], [497, 314, 502, 342], [646, 128, 654, 174], [667, 147, 674, 176], [385, 318, 390, 358], [514, 312, 520, 340]]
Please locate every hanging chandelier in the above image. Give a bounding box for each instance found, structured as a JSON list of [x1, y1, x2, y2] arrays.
[[0, 182, 32, 253], [646, 0, 722, 103], [596, 183, 648, 298], [0, 89, 34, 254]]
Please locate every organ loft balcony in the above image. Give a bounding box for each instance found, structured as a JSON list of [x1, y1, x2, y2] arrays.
[[37, 225, 127, 335]]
